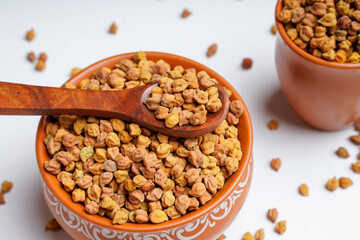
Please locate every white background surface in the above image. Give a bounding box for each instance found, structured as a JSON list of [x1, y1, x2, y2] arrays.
[[0, 0, 359, 239]]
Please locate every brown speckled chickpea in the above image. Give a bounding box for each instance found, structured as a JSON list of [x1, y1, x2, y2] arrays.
[[155, 106, 169, 120], [129, 190, 145, 204], [146, 188, 163, 202], [144, 96, 161, 110], [164, 206, 181, 220], [188, 197, 199, 211], [230, 100, 244, 118], [161, 94, 176, 108], [199, 191, 212, 205], [154, 170, 168, 188], [44, 159, 61, 175], [204, 176, 217, 195], [190, 182, 206, 198], [56, 151, 74, 166], [134, 209, 149, 223], [85, 201, 99, 215], [188, 149, 203, 168], [190, 111, 207, 126], [175, 195, 190, 214], [76, 175, 93, 189], [178, 110, 193, 126], [182, 89, 195, 103]]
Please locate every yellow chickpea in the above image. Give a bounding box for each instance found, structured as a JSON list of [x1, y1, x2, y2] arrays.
[[110, 119, 126, 131], [105, 132, 120, 147], [112, 208, 129, 225], [86, 124, 100, 137], [93, 148, 107, 163], [149, 210, 169, 224], [165, 112, 179, 128]]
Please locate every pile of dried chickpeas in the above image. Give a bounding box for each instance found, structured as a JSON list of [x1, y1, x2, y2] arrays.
[[143, 58, 222, 128], [277, 0, 360, 63], [43, 51, 244, 225]]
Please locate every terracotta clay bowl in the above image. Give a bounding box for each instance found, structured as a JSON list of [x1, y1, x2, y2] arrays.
[[275, 1, 360, 131], [36, 52, 253, 240]]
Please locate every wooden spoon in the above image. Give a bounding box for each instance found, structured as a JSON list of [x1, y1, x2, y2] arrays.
[[0, 81, 229, 138]]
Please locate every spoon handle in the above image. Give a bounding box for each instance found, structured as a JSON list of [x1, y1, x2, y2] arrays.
[[0, 81, 145, 119]]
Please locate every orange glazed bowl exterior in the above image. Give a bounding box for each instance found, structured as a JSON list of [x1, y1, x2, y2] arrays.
[[36, 52, 253, 240], [275, 1, 360, 131]]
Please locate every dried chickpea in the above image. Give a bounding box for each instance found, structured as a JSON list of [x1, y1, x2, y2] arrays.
[[267, 208, 278, 223], [1, 181, 13, 194], [339, 177, 353, 188], [326, 177, 339, 191], [164, 205, 181, 220], [72, 188, 86, 202], [275, 221, 287, 234], [113, 208, 129, 225], [242, 232, 255, 240], [149, 210, 168, 224], [161, 191, 175, 207], [165, 112, 179, 128], [129, 123, 141, 137], [299, 183, 309, 196]]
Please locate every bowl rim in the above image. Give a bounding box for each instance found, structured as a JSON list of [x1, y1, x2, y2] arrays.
[[36, 51, 253, 232], [275, 0, 360, 69]]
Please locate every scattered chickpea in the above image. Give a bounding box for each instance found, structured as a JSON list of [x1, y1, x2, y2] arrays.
[[1, 181, 13, 194], [267, 208, 278, 223], [242, 232, 255, 240], [109, 22, 117, 34], [271, 24, 277, 35], [181, 8, 191, 18], [242, 58, 253, 70], [255, 228, 264, 240], [270, 158, 281, 171], [217, 234, 226, 240], [35, 59, 46, 71], [268, 119, 279, 130], [26, 29, 35, 41], [339, 177, 353, 189], [45, 218, 61, 231], [71, 67, 82, 76], [275, 221, 287, 235], [299, 183, 309, 196], [336, 147, 350, 158], [27, 52, 35, 62], [207, 43, 218, 57], [326, 177, 339, 191]]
